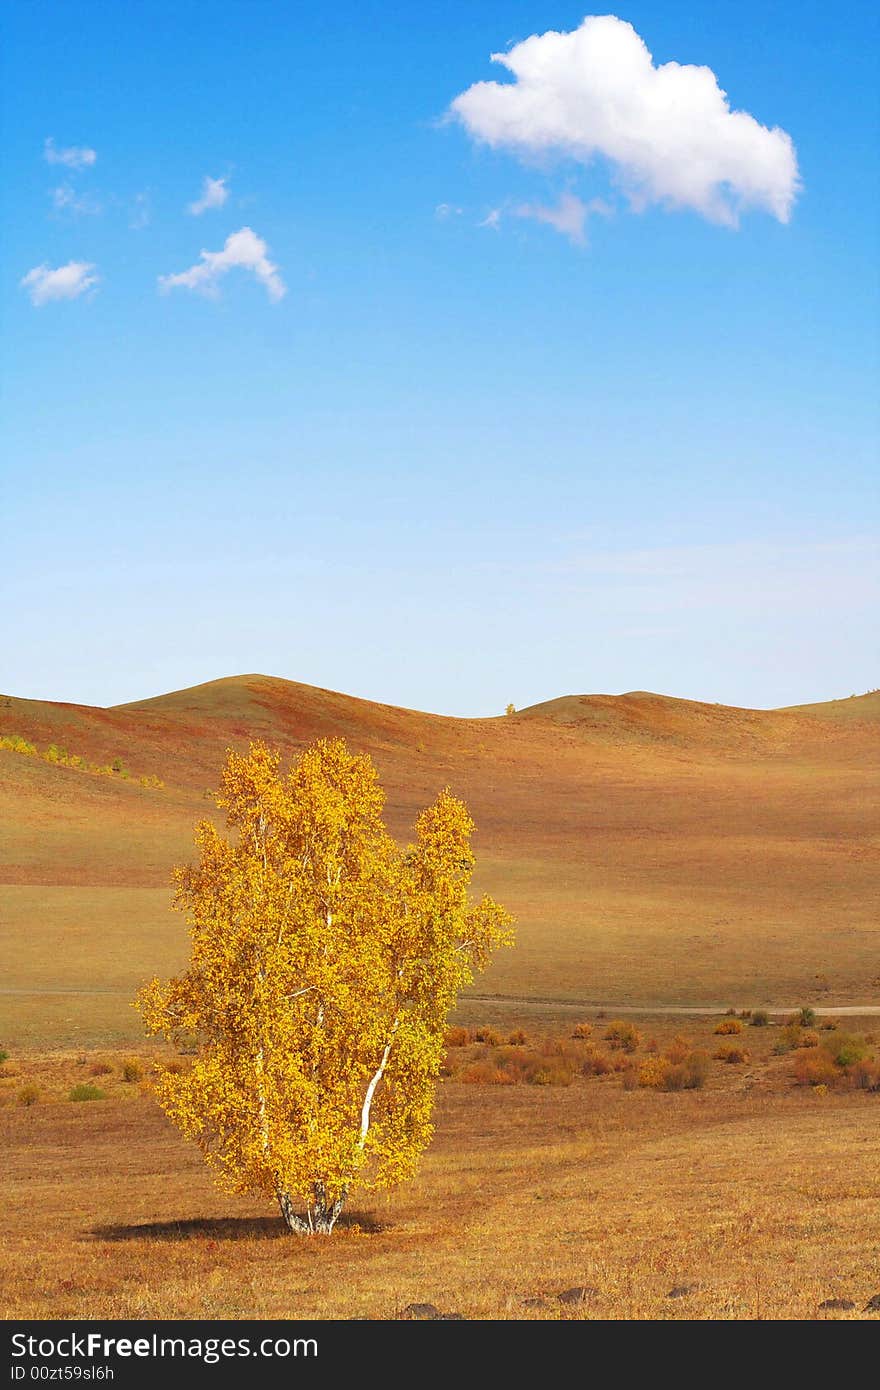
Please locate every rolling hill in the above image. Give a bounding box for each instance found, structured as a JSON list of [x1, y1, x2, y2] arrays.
[[1, 675, 878, 1045]]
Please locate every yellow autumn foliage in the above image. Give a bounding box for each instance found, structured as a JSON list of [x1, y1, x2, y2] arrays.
[[136, 737, 513, 1232]]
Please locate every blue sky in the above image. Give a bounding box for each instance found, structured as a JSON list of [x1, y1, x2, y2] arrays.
[[3, 1, 878, 713]]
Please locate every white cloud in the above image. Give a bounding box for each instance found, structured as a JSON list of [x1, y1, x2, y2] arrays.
[[51, 183, 101, 216], [479, 208, 502, 230], [158, 227, 286, 301], [435, 202, 462, 219], [188, 175, 229, 215], [20, 261, 99, 306], [515, 191, 611, 245], [44, 137, 96, 170], [450, 15, 799, 227]]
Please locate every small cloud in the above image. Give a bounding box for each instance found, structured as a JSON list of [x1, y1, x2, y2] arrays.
[[479, 208, 502, 230], [21, 260, 99, 306], [129, 191, 151, 230], [449, 15, 799, 227], [515, 192, 611, 246], [188, 175, 229, 216], [158, 226, 285, 302], [44, 137, 96, 170], [435, 202, 462, 219], [50, 183, 102, 216]]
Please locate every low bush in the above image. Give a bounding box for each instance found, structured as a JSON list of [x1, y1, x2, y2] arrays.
[[581, 1049, 613, 1077], [604, 1020, 641, 1053], [714, 1044, 750, 1064], [774, 1023, 802, 1055], [832, 1035, 870, 1068], [571, 1022, 593, 1040], [850, 1060, 880, 1091], [790, 1052, 839, 1088], [0, 734, 37, 755], [472, 1026, 502, 1046], [819, 1019, 838, 1031], [750, 1010, 769, 1027], [507, 1029, 527, 1046], [18, 1085, 40, 1107], [121, 1059, 142, 1083], [795, 1030, 820, 1049], [639, 1050, 709, 1091], [797, 1007, 817, 1028], [714, 1019, 743, 1035], [0, 1049, 7, 1065], [527, 1062, 574, 1087], [138, 774, 165, 790], [458, 1061, 514, 1085], [69, 1084, 106, 1102], [664, 1035, 692, 1065], [444, 1026, 470, 1048], [89, 1061, 112, 1077]]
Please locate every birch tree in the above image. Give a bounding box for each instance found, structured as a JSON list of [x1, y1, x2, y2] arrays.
[[136, 738, 512, 1233]]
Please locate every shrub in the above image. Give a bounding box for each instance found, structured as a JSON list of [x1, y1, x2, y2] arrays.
[[472, 1026, 502, 1046], [790, 1052, 838, 1088], [724, 1007, 737, 1016], [850, 1060, 880, 1091], [444, 1026, 471, 1048], [620, 1064, 638, 1091], [121, 1059, 142, 1083], [774, 1023, 801, 1055], [819, 1019, 838, 1031], [0, 734, 37, 755], [638, 1055, 670, 1089], [738, 1010, 752, 1020], [18, 1085, 40, 1106], [44, 744, 70, 765], [798, 1007, 816, 1028], [641, 1050, 709, 1091], [750, 1010, 769, 1027], [581, 1050, 613, 1077], [526, 1062, 574, 1087], [0, 1049, 7, 1064], [714, 1019, 743, 1035], [604, 1020, 641, 1053], [714, 1044, 751, 1064], [796, 1030, 820, 1049], [110, 756, 129, 776], [89, 1061, 112, 1076], [572, 1022, 593, 1040], [664, 1035, 692, 1065], [507, 1029, 527, 1046], [138, 774, 165, 789], [669, 1051, 710, 1090], [832, 1035, 870, 1068], [69, 1083, 106, 1102], [459, 1061, 515, 1085]]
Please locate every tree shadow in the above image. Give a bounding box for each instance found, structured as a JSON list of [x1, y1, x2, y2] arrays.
[[92, 1211, 387, 1242]]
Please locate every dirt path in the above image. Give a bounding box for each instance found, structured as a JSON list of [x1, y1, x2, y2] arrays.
[[468, 994, 880, 1017], [3, 987, 879, 1016]]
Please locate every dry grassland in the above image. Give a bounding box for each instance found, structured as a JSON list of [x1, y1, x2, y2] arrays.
[[1, 1012, 878, 1322]]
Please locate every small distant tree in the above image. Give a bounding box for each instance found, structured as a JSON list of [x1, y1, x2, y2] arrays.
[[505, 703, 516, 716], [137, 738, 513, 1234]]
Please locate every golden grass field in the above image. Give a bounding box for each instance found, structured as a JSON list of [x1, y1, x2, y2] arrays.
[[1, 675, 878, 1047], [2, 1010, 879, 1321], [0, 675, 878, 1320]]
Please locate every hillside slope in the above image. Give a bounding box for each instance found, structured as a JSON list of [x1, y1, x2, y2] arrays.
[[1, 676, 878, 1044]]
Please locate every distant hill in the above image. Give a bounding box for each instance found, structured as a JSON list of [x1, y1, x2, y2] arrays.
[[1, 674, 878, 1045]]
